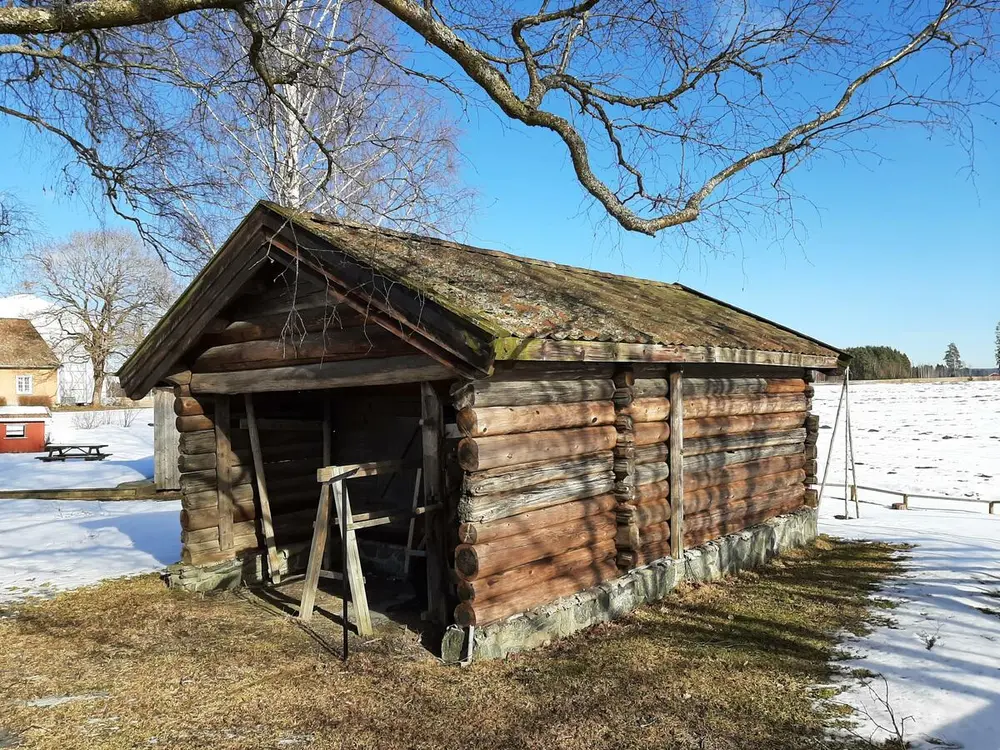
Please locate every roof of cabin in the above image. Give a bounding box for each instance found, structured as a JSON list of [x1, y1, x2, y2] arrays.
[[267, 203, 841, 358], [119, 202, 845, 397], [0, 318, 59, 369]]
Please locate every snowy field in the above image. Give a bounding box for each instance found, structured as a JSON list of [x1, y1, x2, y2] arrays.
[[0, 410, 181, 602], [815, 380, 1000, 749]]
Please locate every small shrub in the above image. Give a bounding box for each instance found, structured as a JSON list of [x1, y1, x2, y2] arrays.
[[18, 395, 54, 408], [72, 411, 109, 430], [117, 408, 142, 428], [0, 396, 6, 407]]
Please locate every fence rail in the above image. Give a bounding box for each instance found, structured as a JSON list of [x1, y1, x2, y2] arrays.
[[852, 483, 998, 514]]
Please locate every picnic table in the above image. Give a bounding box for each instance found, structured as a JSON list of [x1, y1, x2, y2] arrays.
[[36, 444, 112, 462]]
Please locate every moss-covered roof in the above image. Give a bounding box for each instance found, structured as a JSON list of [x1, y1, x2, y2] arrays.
[[269, 204, 840, 359], [0, 319, 59, 369]]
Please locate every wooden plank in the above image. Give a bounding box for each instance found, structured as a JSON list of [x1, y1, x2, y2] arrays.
[[421, 382, 447, 625], [492, 337, 841, 369], [682, 377, 807, 397], [245, 394, 281, 584], [668, 367, 684, 559], [0, 488, 181, 501], [190, 355, 453, 394], [297, 486, 331, 623], [316, 459, 418, 482], [214, 396, 235, 552], [333, 482, 373, 636], [153, 387, 181, 491]]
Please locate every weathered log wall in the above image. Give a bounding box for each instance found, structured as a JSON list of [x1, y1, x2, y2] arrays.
[[674, 373, 814, 557], [452, 370, 620, 627], [450, 365, 819, 627]]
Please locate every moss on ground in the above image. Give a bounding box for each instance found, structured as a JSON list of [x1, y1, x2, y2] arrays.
[[0, 536, 904, 750]]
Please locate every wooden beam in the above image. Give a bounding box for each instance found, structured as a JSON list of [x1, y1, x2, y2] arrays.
[[190, 355, 453, 394], [668, 367, 684, 559], [245, 394, 281, 583], [421, 382, 448, 625], [493, 337, 840, 369], [153, 387, 181, 491], [317, 459, 420, 482], [214, 396, 235, 553]]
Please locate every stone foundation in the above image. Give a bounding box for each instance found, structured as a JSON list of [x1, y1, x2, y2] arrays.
[[441, 507, 818, 663]]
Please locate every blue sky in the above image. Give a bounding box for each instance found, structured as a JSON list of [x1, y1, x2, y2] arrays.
[[2, 68, 998, 368]]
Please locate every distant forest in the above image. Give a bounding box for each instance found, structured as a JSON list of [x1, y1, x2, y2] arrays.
[[844, 345, 998, 380]]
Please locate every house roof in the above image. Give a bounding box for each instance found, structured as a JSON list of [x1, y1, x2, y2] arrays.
[[119, 202, 846, 397], [273, 204, 841, 359], [0, 318, 59, 369]]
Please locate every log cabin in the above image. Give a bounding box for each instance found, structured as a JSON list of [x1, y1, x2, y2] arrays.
[[118, 201, 847, 658]]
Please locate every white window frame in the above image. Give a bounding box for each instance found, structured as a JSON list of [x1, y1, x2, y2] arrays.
[[5, 424, 26, 439], [15, 375, 33, 395]]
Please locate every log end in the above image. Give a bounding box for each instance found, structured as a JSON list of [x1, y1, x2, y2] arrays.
[[457, 438, 480, 471], [454, 544, 480, 580]]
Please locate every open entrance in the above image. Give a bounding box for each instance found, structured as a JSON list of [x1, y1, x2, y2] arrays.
[[238, 380, 448, 643]]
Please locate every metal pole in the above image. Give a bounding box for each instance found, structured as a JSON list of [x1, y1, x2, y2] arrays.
[[817, 375, 847, 508], [342, 480, 349, 662], [845, 368, 860, 518], [843, 367, 850, 519]]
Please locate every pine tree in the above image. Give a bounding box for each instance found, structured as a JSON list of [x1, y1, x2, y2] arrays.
[[944, 343, 962, 376], [995, 322, 1000, 372]]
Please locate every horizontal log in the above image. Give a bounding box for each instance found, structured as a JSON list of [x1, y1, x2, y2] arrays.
[[684, 469, 807, 515], [634, 462, 669, 487], [179, 429, 217, 455], [685, 485, 806, 532], [683, 377, 807, 397], [631, 443, 668, 466], [174, 396, 212, 417], [683, 393, 807, 419], [457, 400, 615, 437], [683, 428, 806, 457], [454, 559, 620, 626], [682, 442, 803, 474], [464, 452, 613, 496], [183, 530, 259, 556], [179, 441, 325, 473], [618, 538, 673, 568], [457, 540, 617, 602], [177, 415, 216, 433], [455, 514, 617, 580], [192, 327, 412, 372], [629, 397, 670, 423], [634, 421, 670, 446], [452, 378, 615, 410], [199, 307, 365, 347], [190, 355, 453, 395], [457, 425, 617, 472], [458, 472, 614, 524], [639, 521, 670, 545], [634, 480, 669, 505], [458, 493, 617, 544], [683, 411, 806, 439], [623, 500, 673, 529], [181, 498, 256, 531], [182, 519, 256, 545], [685, 454, 806, 491], [632, 378, 668, 398]]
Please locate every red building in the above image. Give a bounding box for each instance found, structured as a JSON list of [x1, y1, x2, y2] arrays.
[[0, 406, 51, 453]]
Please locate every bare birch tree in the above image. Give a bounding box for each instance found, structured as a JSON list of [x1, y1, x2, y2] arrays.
[[2, 0, 997, 252], [25, 230, 176, 405]]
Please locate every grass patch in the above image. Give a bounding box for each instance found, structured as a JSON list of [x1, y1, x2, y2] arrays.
[[0, 536, 904, 750]]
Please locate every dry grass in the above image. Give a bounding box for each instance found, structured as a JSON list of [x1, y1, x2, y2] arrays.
[[0, 536, 903, 750]]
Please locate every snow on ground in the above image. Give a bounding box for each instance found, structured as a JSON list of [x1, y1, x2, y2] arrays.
[[814, 380, 1000, 749], [0, 410, 181, 602]]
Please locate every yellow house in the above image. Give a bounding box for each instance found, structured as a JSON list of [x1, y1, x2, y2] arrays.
[[0, 318, 60, 407]]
